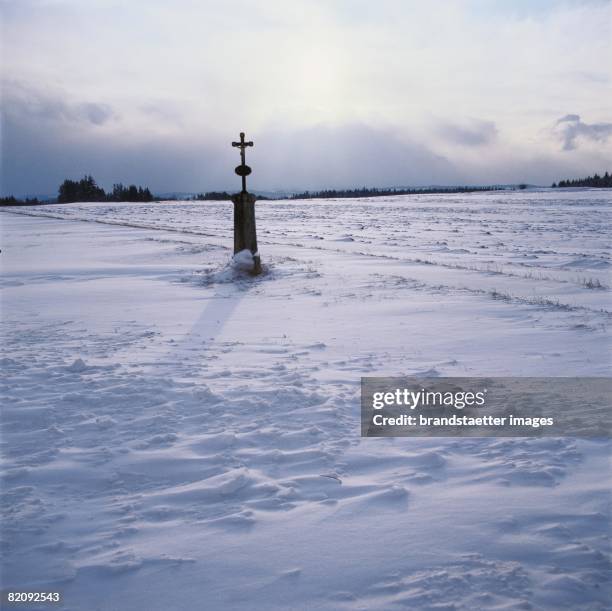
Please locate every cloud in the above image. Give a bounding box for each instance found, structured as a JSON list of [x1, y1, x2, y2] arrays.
[[554, 114, 612, 151], [2, 80, 116, 127], [2, 78, 609, 196], [257, 123, 463, 190], [556, 114, 581, 124], [0, 99, 217, 196], [1, 97, 462, 195], [436, 119, 498, 147], [78, 102, 114, 125]]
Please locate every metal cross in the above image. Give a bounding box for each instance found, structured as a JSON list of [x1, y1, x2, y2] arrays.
[[232, 132, 253, 193]]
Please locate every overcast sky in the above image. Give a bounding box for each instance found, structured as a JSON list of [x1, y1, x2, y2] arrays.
[[2, 0, 611, 196]]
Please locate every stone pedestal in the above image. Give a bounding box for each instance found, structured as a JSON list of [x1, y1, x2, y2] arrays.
[[231, 191, 261, 275]]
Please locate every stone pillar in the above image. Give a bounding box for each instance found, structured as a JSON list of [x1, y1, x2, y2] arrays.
[[231, 191, 261, 275]]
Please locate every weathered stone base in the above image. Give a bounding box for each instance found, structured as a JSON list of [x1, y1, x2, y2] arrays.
[[232, 191, 261, 275]]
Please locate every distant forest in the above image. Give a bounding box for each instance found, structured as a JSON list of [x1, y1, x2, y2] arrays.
[[0, 180, 266, 206], [191, 191, 270, 201], [2, 172, 611, 207], [0, 183, 518, 206], [193, 191, 232, 201], [289, 185, 506, 200], [0, 175, 154, 206], [0, 196, 43, 206], [58, 175, 153, 203], [552, 172, 611, 188]]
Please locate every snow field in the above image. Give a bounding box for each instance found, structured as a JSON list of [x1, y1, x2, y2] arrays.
[[1, 189, 610, 610]]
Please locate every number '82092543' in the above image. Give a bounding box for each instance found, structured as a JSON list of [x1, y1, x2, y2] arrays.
[[6, 592, 61, 604]]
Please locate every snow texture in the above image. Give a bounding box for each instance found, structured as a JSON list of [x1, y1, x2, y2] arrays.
[[0, 189, 610, 610]]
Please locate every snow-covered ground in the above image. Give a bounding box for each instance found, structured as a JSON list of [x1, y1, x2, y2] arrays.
[[1, 189, 610, 610]]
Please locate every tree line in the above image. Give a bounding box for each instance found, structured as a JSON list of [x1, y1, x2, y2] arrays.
[[0, 175, 154, 206], [4, 173, 610, 207], [190, 191, 271, 201], [0, 196, 42, 206], [58, 176, 153, 203], [289, 185, 506, 200], [552, 172, 611, 188], [192, 191, 233, 201]]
